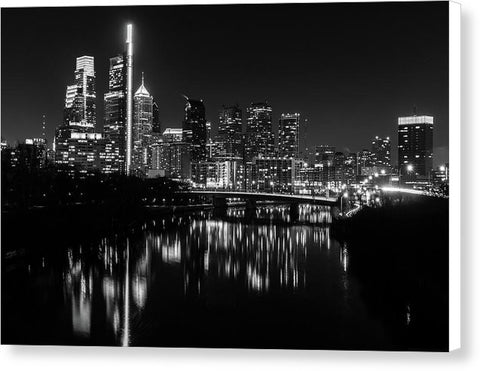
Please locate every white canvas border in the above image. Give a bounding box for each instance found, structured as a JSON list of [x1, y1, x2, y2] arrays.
[[0, 0, 474, 369]]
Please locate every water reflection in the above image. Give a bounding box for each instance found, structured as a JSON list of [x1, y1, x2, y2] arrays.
[[41, 206, 354, 346], [226, 204, 332, 224]]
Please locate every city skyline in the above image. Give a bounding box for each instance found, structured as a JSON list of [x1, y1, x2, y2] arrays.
[[1, 3, 449, 166]]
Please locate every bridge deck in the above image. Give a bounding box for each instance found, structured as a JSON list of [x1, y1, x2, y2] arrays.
[[177, 190, 338, 205]]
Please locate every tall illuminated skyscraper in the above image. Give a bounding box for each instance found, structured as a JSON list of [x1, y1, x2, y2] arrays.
[[125, 24, 134, 175], [245, 102, 274, 161], [132, 73, 154, 176], [183, 97, 207, 162], [63, 55, 96, 132], [398, 115, 433, 177], [371, 135, 391, 168], [103, 55, 126, 173], [55, 56, 104, 175], [218, 104, 243, 157], [278, 113, 300, 159]]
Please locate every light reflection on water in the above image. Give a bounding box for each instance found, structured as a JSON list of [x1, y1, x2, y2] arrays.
[[13, 205, 367, 347]]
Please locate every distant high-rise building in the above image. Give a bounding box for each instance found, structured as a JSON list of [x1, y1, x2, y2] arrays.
[[183, 97, 207, 163], [132, 73, 154, 176], [371, 136, 391, 170], [150, 128, 189, 179], [357, 149, 375, 176], [103, 54, 126, 174], [218, 105, 243, 157], [55, 56, 104, 175], [152, 101, 161, 134], [162, 128, 183, 142], [62, 55, 96, 132], [252, 157, 296, 193], [315, 145, 335, 185], [278, 113, 300, 159], [333, 151, 346, 186], [245, 102, 274, 161], [344, 152, 357, 184], [397, 115, 434, 177]]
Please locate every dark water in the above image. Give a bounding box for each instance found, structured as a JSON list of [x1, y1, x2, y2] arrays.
[[3, 205, 400, 349]]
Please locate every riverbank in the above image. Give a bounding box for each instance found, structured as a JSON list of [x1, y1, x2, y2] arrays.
[[332, 197, 449, 351]]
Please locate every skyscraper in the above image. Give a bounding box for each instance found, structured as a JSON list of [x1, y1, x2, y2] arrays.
[[245, 102, 274, 161], [63, 55, 96, 132], [125, 24, 134, 175], [55, 56, 104, 175], [152, 100, 160, 134], [183, 97, 207, 162], [371, 136, 391, 170], [218, 104, 243, 158], [103, 54, 126, 174], [132, 73, 154, 176], [397, 115, 434, 177], [315, 145, 335, 185], [278, 113, 300, 159]]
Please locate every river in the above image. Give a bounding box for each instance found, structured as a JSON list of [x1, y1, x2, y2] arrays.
[[3, 204, 397, 349]]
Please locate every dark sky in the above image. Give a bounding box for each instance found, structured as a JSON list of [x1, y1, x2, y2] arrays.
[[1, 2, 449, 165]]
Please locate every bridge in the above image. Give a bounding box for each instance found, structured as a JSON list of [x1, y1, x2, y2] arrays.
[[176, 190, 339, 220], [178, 190, 338, 205]]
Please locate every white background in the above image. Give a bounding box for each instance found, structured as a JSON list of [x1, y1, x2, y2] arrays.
[[1, 0, 479, 370]]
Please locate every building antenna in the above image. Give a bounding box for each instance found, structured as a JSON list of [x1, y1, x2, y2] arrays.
[[413, 105, 417, 116]]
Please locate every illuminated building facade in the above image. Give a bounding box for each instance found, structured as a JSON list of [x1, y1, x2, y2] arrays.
[[152, 101, 160, 134], [150, 128, 188, 179], [183, 98, 207, 162], [245, 102, 274, 161], [55, 56, 105, 175], [62, 56, 96, 132], [278, 113, 300, 159], [397, 115, 434, 177], [103, 55, 126, 174], [252, 157, 295, 193], [315, 145, 335, 184], [218, 105, 243, 158], [371, 135, 391, 172], [132, 73, 154, 177]]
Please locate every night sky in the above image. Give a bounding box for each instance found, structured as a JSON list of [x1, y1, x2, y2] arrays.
[[1, 2, 449, 166]]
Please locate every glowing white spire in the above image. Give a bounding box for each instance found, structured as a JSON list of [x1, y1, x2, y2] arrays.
[[126, 24, 134, 175]]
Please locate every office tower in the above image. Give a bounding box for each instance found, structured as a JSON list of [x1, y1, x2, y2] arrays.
[[333, 151, 346, 186], [245, 102, 274, 161], [126, 24, 134, 175], [397, 115, 434, 177], [315, 145, 335, 185], [182, 97, 207, 162], [206, 121, 212, 142], [103, 54, 126, 174], [218, 105, 243, 158], [344, 152, 357, 184], [62, 56, 96, 132], [357, 149, 375, 175], [162, 128, 183, 142], [55, 56, 104, 175], [252, 158, 296, 193], [150, 128, 188, 179], [132, 73, 154, 176], [152, 101, 161, 133], [371, 135, 391, 171], [278, 113, 300, 159]]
